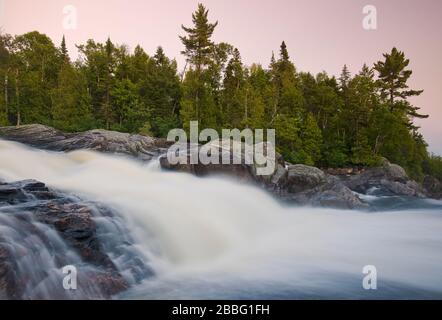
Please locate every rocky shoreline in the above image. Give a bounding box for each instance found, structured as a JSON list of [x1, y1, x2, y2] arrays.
[[0, 124, 172, 161], [0, 124, 439, 208], [0, 179, 152, 299], [0, 124, 440, 299]]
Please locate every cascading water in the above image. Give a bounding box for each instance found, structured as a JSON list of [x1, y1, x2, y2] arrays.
[[0, 139, 442, 299]]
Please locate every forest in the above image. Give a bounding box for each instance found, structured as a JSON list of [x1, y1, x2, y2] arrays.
[[0, 4, 441, 181]]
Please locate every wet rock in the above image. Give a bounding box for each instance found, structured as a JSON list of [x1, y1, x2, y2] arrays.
[[281, 175, 367, 209], [0, 124, 171, 161], [159, 141, 366, 209], [1, 124, 431, 207], [285, 164, 326, 193], [423, 176, 442, 199], [343, 160, 425, 197], [0, 179, 151, 299], [312, 179, 367, 209], [159, 141, 260, 183]]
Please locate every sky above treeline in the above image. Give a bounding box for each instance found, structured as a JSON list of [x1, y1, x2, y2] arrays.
[[1, 0, 441, 154]]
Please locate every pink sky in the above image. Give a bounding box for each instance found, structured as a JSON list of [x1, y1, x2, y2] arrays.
[[1, 0, 441, 154]]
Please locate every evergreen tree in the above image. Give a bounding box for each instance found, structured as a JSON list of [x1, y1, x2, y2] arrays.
[[52, 63, 93, 132], [280, 41, 289, 60], [339, 64, 351, 91], [179, 3, 218, 73], [144, 46, 181, 137], [222, 48, 245, 128], [269, 41, 303, 120], [60, 35, 69, 62], [374, 47, 427, 121], [180, 68, 217, 131], [245, 64, 270, 129], [179, 3, 219, 130], [273, 114, 302, 163], [111, 78, 144, 132], [0, 33, 11, 125], [339, 64, 351, 111], [346, 64, 380, 165], [299, 113, 322, 165], [0, 8, 439, 183], [103, 37, 114, 129]]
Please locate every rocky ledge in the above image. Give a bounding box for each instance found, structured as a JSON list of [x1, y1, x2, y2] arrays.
[[0, 124, 172, 161], [0, 179, 152, 299], [159, 140, 437, 208], [159, 142, 366, 209], [1, 124, 438, 209]]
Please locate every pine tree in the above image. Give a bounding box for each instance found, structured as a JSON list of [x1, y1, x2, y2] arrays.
[[273, 114, 302, 163], [179, 3, 218, 73], [60, 35, 69, 62], [110, 77, 143, 132], [339, 64, 351, 90], [345, 63, 379, 165], [269, 41, 303, 119], [52, 63, 93, 132], [103, 37, 114, 129], [300, 113, 322, 165], [144, 46, 181, 137], [247, 64, 269, 128], [179, 3, 219, 129], [374, 47, 427, 119], [222, 48, 245, 128], [279, 41, 290, 62]]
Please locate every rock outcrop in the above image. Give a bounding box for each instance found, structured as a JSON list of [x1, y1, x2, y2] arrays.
[[0, 124, 434, 209], [0, 179, 152, 299], [423, 175, 442, 199], [0, 124, 171, 161], [158, 140, 431, 208], [159, 141, 366, 209], [342, 160, 426, 198]]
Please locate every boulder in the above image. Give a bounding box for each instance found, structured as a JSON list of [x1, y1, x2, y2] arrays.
[[0, 124, 171, 161], [0, 179, 152, 299], [159, 141, 366, 209], [281, 175, 367, 209], [343, 160, 425, 197], [159, 140, 274, 183], [423, 175, 442, 199], [1, 124, 431, 208], [285, 164, 326, 193]]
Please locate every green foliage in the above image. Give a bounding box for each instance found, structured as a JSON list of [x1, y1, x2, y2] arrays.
[[374, 47, 427, 121], [52, 63, 94, 132], [110, 78, 145, 133], [143, 47, 181, 136], [300, 113, 322, 165], [180, 3, 218, 72], [273, 115, 302, 163], [0, 5, 439, 184], [423, 155, 442, 181]]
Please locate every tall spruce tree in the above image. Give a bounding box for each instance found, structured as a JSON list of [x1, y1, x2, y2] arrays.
[[180, 3, 218, 73], [60, 35, 68, 62], [179, 3, 219, 130], [374, 47, 427, 120]]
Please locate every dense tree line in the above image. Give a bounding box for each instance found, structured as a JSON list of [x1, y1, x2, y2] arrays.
[[0, 4, 440, 180]]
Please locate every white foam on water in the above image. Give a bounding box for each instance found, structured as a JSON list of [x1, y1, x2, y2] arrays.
[[1, 139, 442, 298]]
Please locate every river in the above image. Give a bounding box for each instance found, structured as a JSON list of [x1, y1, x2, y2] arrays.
[[1, 139, 441, 299]]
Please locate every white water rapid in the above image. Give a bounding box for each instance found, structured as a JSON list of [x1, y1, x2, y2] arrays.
[[1, 139, 442, 299]]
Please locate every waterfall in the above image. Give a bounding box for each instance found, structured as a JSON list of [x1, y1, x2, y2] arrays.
[[1, 139, 442, 299]]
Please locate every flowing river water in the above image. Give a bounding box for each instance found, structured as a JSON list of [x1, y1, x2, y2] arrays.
[[1, 139, 442, 299]]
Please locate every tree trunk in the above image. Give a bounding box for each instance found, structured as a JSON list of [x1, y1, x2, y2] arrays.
[[4, 73, 8, 118], [15, 69, 20, 127], [244, 88, 248, 126]]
